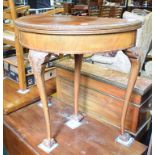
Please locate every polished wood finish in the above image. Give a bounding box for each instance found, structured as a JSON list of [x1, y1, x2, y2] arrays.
[[15, 15, 142, 144], [3, 78, 56, 114], [74, 54, 83, 115], [4, 98, 147, 155], [15, 16, 141, 34], [28, 50, 52, 141], [17, 31, 136, 54], [4, 124, 35, 155], [15, 16, 140, 54], [121, 47, 141, 134], [56, 59, 152, 134]]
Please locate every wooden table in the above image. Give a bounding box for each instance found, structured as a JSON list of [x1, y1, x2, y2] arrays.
[[15, 15, 142, 151]]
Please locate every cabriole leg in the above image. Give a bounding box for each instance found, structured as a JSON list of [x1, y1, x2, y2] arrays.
[[116, 47, 141, 147], [28, 50, 58, 153]]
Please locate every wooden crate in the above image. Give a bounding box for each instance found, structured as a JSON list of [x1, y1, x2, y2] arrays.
[[56, 59, 152, 136]]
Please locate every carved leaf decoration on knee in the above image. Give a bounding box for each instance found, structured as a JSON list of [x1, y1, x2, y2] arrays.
[[123, 47, 141, 72], [28, 50, 51, 74], [123, 47, 142, 60]]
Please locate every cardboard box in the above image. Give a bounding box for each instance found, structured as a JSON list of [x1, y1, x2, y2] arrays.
[[4, 54, 55, 74], [4, 66, 56, 87], [4, 54, 57, 87]]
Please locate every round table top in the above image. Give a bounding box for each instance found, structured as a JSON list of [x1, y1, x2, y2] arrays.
[[15, 15, 141, 35]]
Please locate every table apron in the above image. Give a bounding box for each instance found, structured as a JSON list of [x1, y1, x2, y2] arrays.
[[18, 31, 136, 54]]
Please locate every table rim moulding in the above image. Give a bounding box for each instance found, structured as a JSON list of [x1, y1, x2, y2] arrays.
[[15, 15, 142, 35], [15, 16, 142, 54]]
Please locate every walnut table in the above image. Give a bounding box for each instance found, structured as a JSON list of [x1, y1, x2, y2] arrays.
[[15, 15, 142, 152]]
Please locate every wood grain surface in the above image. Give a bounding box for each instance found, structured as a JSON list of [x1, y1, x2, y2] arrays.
[[3, 78, 56, 114], [15, 15, 142, 54], [56, 59, 152, 98], [15, 16, 141, 34], [4, 98, 147, 155], [17, 31, 137, 54], [56, 76, 151, 134], [56, 59, 152, 135]]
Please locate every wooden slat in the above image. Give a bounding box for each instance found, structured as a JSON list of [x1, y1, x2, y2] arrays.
[[99, 6, 122, 18], [56, 59, 152, 99], [102, 12, 109, 15], [43, 9, 55, 15], [115, 13, 122, 15], [55, 8, 64, 13], [3, 0, 9, 7], [4, 5, 30, 15], [3, 11, 12, 19], [115, 14, 122, 17], [102, 11, 110, 13], [4, 53, 29, 67], [117, 9, 123, 11], [116, 10, 123, 12], [15, 5, 30, 13], [3, 8, 10, 13], [102, 9, 110, 11], [43, 8, 64, 15], [4, 24, 14, 32], [100, 14, 110, 17], [3, 45, 14, 51], [3, 58, 17, 67], [3, 39, 15, 47]]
